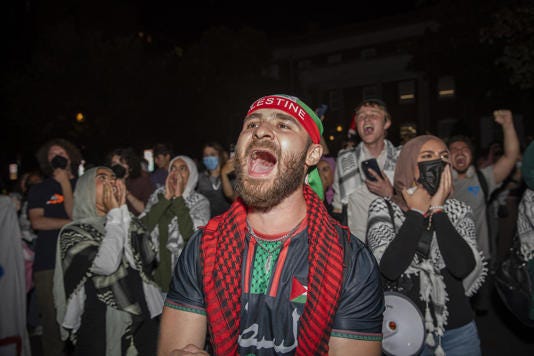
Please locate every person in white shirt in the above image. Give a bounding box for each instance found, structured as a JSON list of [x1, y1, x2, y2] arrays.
[[332, 98, 401, 241]]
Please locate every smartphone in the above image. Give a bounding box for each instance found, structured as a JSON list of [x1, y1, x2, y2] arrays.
[[361, 158, 383, 182], [143, 149, 154, 172]]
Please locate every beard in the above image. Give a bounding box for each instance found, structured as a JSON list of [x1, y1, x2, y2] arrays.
[[234, 141, 309, 210]]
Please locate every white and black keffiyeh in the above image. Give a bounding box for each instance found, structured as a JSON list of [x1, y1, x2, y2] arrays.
[[367, 197, 487, 352], [517, 189, 534, 261]]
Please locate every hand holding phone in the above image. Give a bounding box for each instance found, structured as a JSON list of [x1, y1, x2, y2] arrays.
[[361, 158, 383, 182]]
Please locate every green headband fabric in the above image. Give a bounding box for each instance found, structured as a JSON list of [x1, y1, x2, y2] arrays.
[[307, 167, 324, 201]]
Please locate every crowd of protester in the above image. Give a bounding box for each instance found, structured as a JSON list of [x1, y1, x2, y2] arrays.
[[0, 95, 532, 356]]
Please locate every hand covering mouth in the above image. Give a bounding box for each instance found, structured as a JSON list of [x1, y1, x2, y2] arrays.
[[248, 149, 277, 176]]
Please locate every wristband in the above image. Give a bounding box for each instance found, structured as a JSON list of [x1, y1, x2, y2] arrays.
[[410, 208, 425, 215], [429, 205, 445, 211]]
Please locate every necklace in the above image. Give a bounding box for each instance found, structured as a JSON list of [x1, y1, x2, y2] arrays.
[[247, 219, 303, 274], [209, 175, 221, 190]]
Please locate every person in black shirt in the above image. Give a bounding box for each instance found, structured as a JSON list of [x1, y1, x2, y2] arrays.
[[27, 138, 81, 356], [367, 135, 487, 356]]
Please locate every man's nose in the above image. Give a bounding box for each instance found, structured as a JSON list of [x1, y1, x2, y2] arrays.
[[253, 121, 274, 140]]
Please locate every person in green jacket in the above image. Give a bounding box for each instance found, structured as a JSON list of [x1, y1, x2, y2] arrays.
[[140, 155, 210, 293]]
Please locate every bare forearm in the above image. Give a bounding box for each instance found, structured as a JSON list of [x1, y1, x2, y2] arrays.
[[31, 216, 71, 230], [60, 181, 74, 219], [494, 121, 520, 183], [158, 307, 207, 356], [126, 192, 145, 214], [328, 337, 381, 356], [502, 121, 520, 162]]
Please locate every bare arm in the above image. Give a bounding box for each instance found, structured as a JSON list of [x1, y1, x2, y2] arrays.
[[28, 208, 71, 231], [126, 190, 146, 214], [328, 336, 381, 356], [157, 307, 207, 356], [493, 110, 520, 184], [53, 168, 74, 219]]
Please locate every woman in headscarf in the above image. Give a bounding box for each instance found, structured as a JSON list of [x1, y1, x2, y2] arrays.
[[53, 166, 162, 356], [366, 135, 486, 356], [139, 155, 210, 293]]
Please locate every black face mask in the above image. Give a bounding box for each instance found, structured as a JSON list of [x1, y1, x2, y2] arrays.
[[417, 159, 446, 196], [111, 164, 127, 179], [50, 155, 68, 170]]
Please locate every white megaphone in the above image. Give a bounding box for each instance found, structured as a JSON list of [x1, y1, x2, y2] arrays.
[[382, 291, 425, 356]]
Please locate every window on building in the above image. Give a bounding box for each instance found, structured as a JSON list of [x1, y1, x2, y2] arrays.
[[438, 76, 455, 98], [398, 80, 415, 103]]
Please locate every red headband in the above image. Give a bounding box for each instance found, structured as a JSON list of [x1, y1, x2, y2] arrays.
[[247, 95, 322, 144]]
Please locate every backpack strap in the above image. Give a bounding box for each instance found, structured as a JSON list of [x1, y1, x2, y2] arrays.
[[475, 168, 489, 203]]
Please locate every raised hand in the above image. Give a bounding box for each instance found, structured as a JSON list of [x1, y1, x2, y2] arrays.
[[165, 170, 186, 200], [114, 179, 126, 206], [402, 183, 431, 213], [493, 109, 513, 126], [365, 169, 394, 198], [103, 181, 119, 212], [430, 163, 452, 208], [165, 171, 176, 200], [53, 167, 70, 185], [221, 157, 235, 177]]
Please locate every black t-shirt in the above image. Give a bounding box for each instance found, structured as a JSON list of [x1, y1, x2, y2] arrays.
[[27, 177, 76, 271], [165, 227, 384, 355]]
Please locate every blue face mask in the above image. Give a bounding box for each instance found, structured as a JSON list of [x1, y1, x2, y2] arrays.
[[203, 156, 219, 171]]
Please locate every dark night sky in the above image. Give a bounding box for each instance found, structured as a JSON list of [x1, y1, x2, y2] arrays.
[[1, 0, 421, 185], [137, 1, 420, 43]]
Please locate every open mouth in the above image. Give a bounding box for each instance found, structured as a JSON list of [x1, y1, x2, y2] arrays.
[[248, 149, 277, 177], [363, 125, 374, 135], [455, 156, 466, 166]]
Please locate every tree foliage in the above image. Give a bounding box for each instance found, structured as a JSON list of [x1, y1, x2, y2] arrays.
[[480, 1, 534, 89]]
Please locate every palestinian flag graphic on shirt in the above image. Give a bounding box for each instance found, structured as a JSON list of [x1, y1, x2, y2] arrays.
[[290, 277, 307, 304]]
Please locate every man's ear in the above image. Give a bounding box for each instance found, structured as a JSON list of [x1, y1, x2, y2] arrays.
[[306, 143, 323, 166], [384, 118, 392, 131]]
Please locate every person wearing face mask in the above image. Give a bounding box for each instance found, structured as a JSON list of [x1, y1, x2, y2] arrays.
[[139, 155, 210, 293], [27, 138, 82, 356], [197, 141, 234, 217], [107, 147, 156, 216], [367, 135, 487, 356]]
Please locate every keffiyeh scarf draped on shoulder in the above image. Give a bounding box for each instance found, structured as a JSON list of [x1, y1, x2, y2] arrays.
[[200, 185, 347, 355], [367, 198, 486, 353], [335, 139, 400, 206], [517, 189, 534, 261], [53, 167, 158, 347]]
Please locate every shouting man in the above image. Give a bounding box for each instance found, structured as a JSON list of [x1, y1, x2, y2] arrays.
[[157, 94, 384, 355]]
